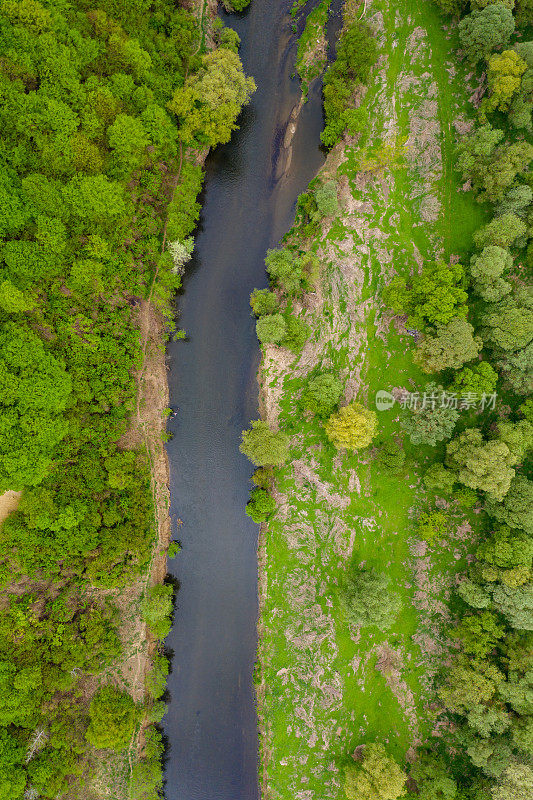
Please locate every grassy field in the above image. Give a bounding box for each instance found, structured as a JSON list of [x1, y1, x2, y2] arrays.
[[257, 1, 489, 797]]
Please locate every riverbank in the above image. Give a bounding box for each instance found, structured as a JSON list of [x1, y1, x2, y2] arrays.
[[86, 8, 218, 798], [256, 0, 487, 795]]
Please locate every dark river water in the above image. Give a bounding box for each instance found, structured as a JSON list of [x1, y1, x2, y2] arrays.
[[162, 1, 340, 797]]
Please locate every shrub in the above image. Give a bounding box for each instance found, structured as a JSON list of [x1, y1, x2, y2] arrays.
[[375, 439, 406, 474], [281, 313, 310, 353], [417, 510, 448, 542], [165, 162, 204, 242], [142, 584, 174, 639], [265, 248, 318, 296], [314, 181, 339, 217], [424, 463, 456, 494], [129, 726, 164, 800], [321, 21, 378, 146], [325, 403, 378, 450]]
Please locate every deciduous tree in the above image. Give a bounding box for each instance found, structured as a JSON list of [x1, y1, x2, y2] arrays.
[[340, 568, 401, 630], [469, 246, 513, 302], [325, 403, 378, 450], [300, 372, 343, 418], [458, 4, 515, 64], [85, 686, 137, 751], [486, 475, 533, 534], [384, 260, 467, 329], [401, 382, 458, 446], [344, 743, 406, 800], [445, 428, 515, 501], [414, 317, 482, 373], [240, 421, 290, 466], [168, 49, 255, 147]]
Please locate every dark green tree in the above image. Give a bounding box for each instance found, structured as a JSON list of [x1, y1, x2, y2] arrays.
[[340, 567, 401, 631]]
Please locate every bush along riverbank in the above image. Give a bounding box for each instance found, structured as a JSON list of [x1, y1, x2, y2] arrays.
[[243, 0, 532, 797], [0, 0, 254, 797]]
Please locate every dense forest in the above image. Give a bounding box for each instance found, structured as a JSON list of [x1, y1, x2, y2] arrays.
[[0, 0, 253, 796], [246, 1, 533, 798]]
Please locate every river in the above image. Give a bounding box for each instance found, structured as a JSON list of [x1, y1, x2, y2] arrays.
[[162, 1, 339, 797]]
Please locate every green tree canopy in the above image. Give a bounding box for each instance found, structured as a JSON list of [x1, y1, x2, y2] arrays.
[[456, 124, 533, 201], [497, 342, 533, 394], [477, 524, 533, 587], [473, 213, 527, 248], [300, 372, 344, 418], [245, 488, 276, 523], [482, 50, 527, 117], [401, 382, 458, 446], [384, 260, 467, 329], [265, 247, 318, 296], [409, 752, 457, 800], [344, 743, 407, 800], [0, 323, 71, 491], [469, 246, 513, 302], [168, 49, 255, 147], [481, 293, 533, 352], [0, 727, 25, 800], [240, 421, 290, 466], [85, 685, 137, 750], [445, 428, 516, 501], [492, 764, 533, 800], [249, 289, 279, 317], [107, 112, 149, 176], [414, 317, 482, 373], [458, 4, 515, 64], [340, 567, 401, 631], [486, 475, 533, 534], [451, 361, 498, 397], [325, 403, 378, 450], [256, 313, 287, 345]]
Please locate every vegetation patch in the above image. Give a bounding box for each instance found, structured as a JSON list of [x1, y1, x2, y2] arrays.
[[246, 0, 533, 796]]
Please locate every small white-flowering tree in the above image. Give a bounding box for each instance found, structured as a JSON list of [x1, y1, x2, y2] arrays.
[[167, 237, 194, 275]]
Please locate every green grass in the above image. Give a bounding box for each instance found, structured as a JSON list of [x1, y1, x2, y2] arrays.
[[258, 1, 490, 798]]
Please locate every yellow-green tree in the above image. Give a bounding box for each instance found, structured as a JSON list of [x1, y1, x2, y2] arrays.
[[481, 49, 527, 118], [325, 403, 377, 450], [345, 743, 407, 800], [168, 49, 255, 148]]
